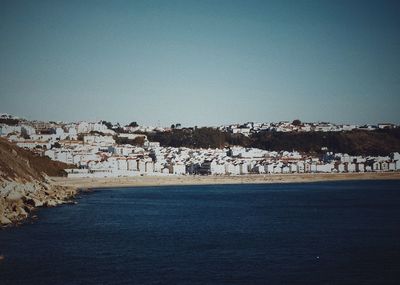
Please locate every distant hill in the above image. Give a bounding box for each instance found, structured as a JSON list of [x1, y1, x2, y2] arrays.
[[250, 129, 400, 155], [146, 128, 400, 156]]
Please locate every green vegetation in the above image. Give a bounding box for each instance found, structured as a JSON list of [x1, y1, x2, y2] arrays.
[[100, 120, 113, 130], [292, 119, 302, 126], [114, 136, 145, 146], [147, 128, 245, 149], [145, 128, 400, 155], [0, 118, 21, 125], [52, 142, 61, 148]]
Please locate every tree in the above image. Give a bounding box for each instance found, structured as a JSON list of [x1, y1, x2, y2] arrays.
[[132, 136, 145, 146], [129, 121, 138, 127], [101, 121, 113, 130], [52, 142, 61, 148], [115, 136, 145, 146], [21, 128, 30, 140], [292, 119, 302, 126], [171, 124, 175, 129]]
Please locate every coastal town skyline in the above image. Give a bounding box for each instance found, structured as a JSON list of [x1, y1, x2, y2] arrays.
[[1, 0, 400, 126], [1, 111, 398, 129], [1, 111, 399, 179]]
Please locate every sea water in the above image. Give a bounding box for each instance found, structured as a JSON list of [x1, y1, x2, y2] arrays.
[[1, 180, 400, 284]]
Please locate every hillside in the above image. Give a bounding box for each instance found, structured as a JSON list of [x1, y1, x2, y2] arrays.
[[250, 129, 400, 155], [0, 138, 72, 181], [146, 128, 400, 155]]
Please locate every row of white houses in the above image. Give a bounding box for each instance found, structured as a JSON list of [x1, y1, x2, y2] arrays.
[[66, 157, 400, 178], [196, 159, 400, 176]]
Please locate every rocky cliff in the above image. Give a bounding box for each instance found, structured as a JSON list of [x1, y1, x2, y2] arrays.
[[0, 138, 78, 226]]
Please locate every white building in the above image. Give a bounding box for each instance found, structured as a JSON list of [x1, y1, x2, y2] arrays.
[[336, 163, 346, 173], [381, 161, 389, 171], [347, 163, 356, 172], [210, 160, 225, 175], [316, 163, 334, 173], [0, 125, 22, 136], [146, 161, 154, 173], [372, 161, 381, 171], [83, 135, 115, 146], [356, 163, 365, 172], [171, 163, 186, 175]]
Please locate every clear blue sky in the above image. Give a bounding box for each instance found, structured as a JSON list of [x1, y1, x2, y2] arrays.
[[1, 0, 399, 126]]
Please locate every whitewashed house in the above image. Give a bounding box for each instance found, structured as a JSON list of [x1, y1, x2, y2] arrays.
[[372, 161, 381, 171], [171, 163, 185, 175], [336, 163, 346, 173], [392, 152, 400, 161], [256, 164, 266, 174], [117, 158, 128, 171], [154, 161, 163, 173], [67, 127, 78, 140], [225, 162, 240, 175], [381, 161, 389, 171], [240, 162, 249, 174], [266, 164, 275, 174], [282, 165, 290, 174], [347, 163, 356, 172], [356, 163, 365, 172], [17, 141, 51, 150], [296, 162, 305, 173], [273, 164, 282, 174], [83, 135, 115, 146], [310, 163, 317, 173], [304, 162, 312, 173], [111, 145, 134, 156], [138, 160, 147, 173], [288, 164, 297, 173], [127, 159, 138, 171], [21, 125, 36, 136], [210, 160, 225, 175], [0, 125, 21, 136], [317, 163, 334, 173], [145, 161, 154, 173]]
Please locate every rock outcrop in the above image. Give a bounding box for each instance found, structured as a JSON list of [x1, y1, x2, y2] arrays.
[[0, 180, 78, 225], [0, 138, 77, 226]]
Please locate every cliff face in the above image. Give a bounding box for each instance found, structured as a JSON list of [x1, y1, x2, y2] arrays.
[[0, 138, 77, 226]]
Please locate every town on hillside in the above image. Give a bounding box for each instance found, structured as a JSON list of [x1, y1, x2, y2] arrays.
[[1, 113, 400, 178]]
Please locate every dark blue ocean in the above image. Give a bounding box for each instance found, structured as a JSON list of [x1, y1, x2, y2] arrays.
[[1, 180, 400, 284]]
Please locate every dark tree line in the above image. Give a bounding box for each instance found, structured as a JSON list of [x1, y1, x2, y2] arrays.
[[145, 128, 400, 156], [114, 136, 145, 146]]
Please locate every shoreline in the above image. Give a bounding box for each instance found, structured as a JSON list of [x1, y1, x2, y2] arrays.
[[0, 181, 78, 227], [51, 172, 400, 190], [2, 172, 399, 227]]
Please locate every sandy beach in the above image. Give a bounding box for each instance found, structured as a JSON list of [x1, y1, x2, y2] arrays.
[[51, 172, 400, 189]]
